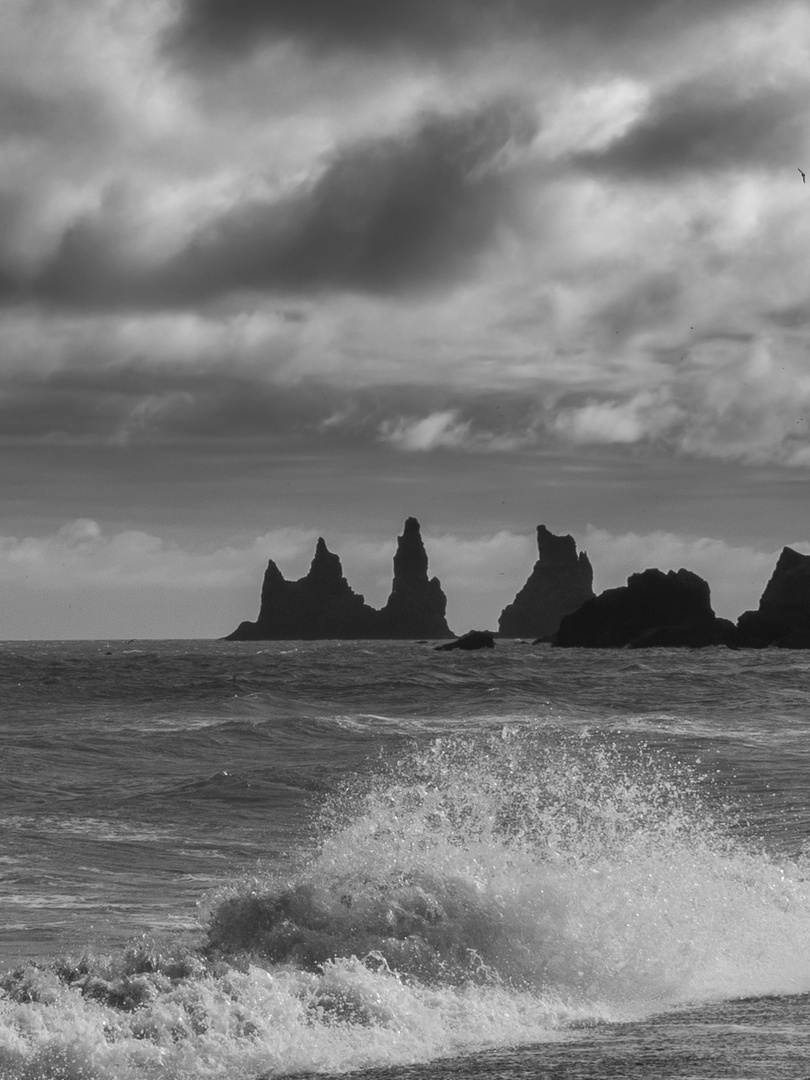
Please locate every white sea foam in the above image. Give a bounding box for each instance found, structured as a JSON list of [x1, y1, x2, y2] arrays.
[[2, 731, 810, 1079]]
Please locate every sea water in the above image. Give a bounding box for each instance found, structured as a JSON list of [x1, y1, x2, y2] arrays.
[[1, 640, 809, 1079]]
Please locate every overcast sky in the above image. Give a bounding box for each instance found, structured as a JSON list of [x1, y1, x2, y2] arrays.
[[1, 0, 810, 638]]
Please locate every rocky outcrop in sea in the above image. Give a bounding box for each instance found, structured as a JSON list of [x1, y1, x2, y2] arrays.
[[498, 525, 594, 639], [226, 537, 379, 641], [554, 567, 737, 649], [435, 630, 495, 651], [376, 517, 453, 639], [225, 519, 810, 648], [226, 517, 453, 640], [736, 547, 810, 648]]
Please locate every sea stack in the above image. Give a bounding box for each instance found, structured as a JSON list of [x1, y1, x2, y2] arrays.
[[226, 538, 378, 640], [554, 567, 736, 648], [226, 518, 454, 640], [375, 517, 454, 639], [498, 526, 594, 639], [737, 547, 810, 647]]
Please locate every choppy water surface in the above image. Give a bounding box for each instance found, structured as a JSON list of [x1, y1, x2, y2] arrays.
[[1, 640, 809, 1078]]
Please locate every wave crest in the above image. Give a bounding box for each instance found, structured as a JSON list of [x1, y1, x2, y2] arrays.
[[3, 731, 810, 1078]]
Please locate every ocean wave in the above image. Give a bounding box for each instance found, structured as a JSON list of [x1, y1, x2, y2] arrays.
[[169, 768, 328, 804], [2, 731, 810, 1079]]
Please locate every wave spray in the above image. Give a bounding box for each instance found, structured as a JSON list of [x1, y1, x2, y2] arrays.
[[3, 730, 810, 1079]]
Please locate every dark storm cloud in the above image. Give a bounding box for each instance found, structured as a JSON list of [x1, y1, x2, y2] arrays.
[[0, 269, 20, 302], [0, 359, 540, 450], [167, 0, 759, 61], [167, 0, 487, 58], [0, 364, 335, 444], [575, 81, 806, 177], [0, 190, 26, 300], [766, 302, 810, 330], [33, 99, 536, 310], [0, 78, 113, 147], [0, 84, 61, 138]]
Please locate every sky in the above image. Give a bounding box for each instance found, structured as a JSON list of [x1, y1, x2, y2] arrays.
[[1, 0, 810, 639]]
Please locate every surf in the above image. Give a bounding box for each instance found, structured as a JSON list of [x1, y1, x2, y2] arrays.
[[2, 730, 810, 1079]]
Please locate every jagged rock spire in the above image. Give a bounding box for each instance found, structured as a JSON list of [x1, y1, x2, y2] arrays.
[[737, 547, 810, 647], [498, 525, 594, 639], [376, 517, 453, 638], [227, 537, 377, 640]]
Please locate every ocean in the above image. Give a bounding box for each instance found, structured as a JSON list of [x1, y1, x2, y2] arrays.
[[1, 639, 810, 1079]]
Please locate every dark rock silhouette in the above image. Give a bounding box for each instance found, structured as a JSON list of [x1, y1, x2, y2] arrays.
[[376, 517, 453, 639], [737, 547, 810, 648], [226, 517, 453, 640], [226, 538, 379, 640], [499, 525, 594, 639], [435, 630, 495, 651], [554, 568, 736, 649]]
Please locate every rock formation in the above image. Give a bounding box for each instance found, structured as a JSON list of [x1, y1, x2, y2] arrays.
[[435, 630, 495, 651], [737, 547, 810, 647], [498, 526, 594, 639], [226, 518, 453, 640], [376, 517, 453, 639], [226, 538, 379, 640], [554, 567, 737, 649]]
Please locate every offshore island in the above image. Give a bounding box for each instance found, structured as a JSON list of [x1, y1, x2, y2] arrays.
[[227, 517, 810, 649]]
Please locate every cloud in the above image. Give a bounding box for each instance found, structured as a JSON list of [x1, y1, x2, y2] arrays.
[[553, 389, 681, 445], [549, 337, 810, 467], [421, 529, 538, 631], [0, 519, 317, 589], [1, 0, 809, 548], [167, 0, 763, 63], [167, 0, 486, 59], [681, 343, 810, 467], [379, 410, 471, 452], [675, 339, 810, 466], [0, 351, 548, 448], [31, 99, 537, 310], [575, 79, 807, 176], [0, 359, 348, 446], [0, 520, 320, 639], [378, 408, 539, 453], [0, 81, 86, 141], [5, 325, 810, 472]]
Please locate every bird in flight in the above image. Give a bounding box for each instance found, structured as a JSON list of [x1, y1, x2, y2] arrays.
[[800, 168, 806, 183]]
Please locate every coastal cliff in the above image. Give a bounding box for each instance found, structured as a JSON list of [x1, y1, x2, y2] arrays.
[[498, 525, 594, 639]]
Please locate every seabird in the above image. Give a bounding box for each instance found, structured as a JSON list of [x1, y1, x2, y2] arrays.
[[800, 168, 806, 183]]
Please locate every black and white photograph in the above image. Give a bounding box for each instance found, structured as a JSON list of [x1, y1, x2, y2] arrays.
[[1, 2, 810, 1077]]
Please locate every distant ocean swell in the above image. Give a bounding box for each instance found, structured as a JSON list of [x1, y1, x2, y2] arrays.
[[2, 730, 810, 1080]]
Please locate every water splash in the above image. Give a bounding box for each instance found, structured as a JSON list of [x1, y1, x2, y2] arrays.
[[2, 731, 810, 1079]]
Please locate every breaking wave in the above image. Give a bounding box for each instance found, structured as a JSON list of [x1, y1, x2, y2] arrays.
[[3, 730, 810, 1079]]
